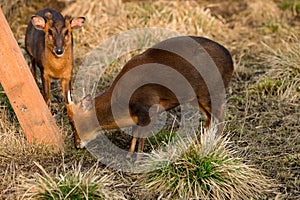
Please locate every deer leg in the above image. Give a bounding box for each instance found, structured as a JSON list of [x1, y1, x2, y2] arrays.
[[137, 125, 152, 154], [204, 112, 211, 130], [30, 58, 37, 82], [136, 137, 146, 161], [69, 119, 81, 149], [128, 126, 139, 153], [62, 78, 71, 104], [136, 121, 154, 161], [214, 104, 225, 138], [199, 102, 225, 138], [198, 103, 212, 131], [40, 69, 51, 106], [136, 104, 160, 160], [44, 76, 51, 106]]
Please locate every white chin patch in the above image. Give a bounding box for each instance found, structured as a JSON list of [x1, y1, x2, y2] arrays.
[[54, 53, 64, 58], [53, 50, 64, 58]]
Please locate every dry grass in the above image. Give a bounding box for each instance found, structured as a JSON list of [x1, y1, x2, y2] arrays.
[[0, 108, 53, 199], [0, 0, 299, 199]]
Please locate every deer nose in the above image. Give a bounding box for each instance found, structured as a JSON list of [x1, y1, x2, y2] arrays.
[[76, 141, 87, 149], [54, 47, 64, 56]]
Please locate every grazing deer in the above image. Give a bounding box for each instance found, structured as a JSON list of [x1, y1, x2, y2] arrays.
[[67, 36, 234, 155], [25, 8, 85, 105]]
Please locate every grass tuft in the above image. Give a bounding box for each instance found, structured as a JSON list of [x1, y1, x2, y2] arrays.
[[256, 36, 300, 102], [18, 161, 125, 200], [140, 128, 274, 199]]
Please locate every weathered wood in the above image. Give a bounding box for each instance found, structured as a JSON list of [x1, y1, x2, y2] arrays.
[[0, 8, 63, 151]]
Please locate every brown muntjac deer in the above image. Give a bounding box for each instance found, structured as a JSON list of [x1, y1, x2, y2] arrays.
[[25, 8, 85, 105], [67, 36, 234, 155]]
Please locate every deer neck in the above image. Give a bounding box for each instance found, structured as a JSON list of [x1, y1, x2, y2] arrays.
[[94, 90, 137, 130]]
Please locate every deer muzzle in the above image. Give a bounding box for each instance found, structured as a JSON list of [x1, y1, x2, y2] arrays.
[[53, 46, 64, 57]]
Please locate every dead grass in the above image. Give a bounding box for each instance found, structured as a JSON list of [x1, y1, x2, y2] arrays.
[[0, 108, 51, 199], [0, 0, 299, 199]]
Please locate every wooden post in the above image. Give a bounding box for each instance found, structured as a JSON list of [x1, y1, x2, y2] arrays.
[[0, 8, 63, 151]]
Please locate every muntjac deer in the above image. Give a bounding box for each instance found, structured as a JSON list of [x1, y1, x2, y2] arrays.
[[67, 36, 234, 155], [25, 8, 85, 105]]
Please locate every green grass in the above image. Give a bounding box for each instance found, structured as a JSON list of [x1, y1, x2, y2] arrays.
[[147, 130, 177, 148], [280, 1, 300, 15], [256, 77, 283, 96]]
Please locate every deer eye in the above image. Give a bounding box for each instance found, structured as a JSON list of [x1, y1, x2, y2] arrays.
[[64, 30, 69, 40]]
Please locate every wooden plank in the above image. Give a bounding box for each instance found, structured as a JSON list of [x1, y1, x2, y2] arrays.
[[0, 8, 63, 151]]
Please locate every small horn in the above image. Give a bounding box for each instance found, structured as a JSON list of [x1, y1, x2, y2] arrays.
[[82, 87, 86, 98], [67, 90, 73, 104], [45, 12, 53, 20]]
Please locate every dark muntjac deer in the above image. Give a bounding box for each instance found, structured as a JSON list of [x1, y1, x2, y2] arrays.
[[67, 36, 234, 155], [25, 8, 85, 105]]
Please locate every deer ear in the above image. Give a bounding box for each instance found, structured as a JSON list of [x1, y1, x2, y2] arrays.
[[70, 17, 85, 29], [31, 15, 46, 30], [80, 94, 93, 111]]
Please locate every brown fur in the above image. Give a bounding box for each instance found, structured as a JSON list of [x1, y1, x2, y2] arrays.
[[67, 36, 234, 155], [25, 8, 85, 105]]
